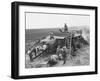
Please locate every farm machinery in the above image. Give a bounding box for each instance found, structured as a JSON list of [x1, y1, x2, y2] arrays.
[[26, 24, 88, 62]]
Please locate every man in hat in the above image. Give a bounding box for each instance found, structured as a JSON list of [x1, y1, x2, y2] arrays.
[[59, 23, 68, 33], [48, 32, 54, 40]]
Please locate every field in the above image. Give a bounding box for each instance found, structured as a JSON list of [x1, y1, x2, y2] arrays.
[[25, 26, 90, 68]]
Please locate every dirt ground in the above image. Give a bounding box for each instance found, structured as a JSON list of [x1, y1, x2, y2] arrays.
[[25, 46, 89, 68]]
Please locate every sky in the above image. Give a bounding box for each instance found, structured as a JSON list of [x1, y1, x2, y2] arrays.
[[26, 12, 90, 29]]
